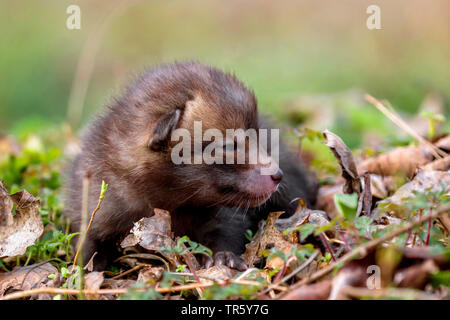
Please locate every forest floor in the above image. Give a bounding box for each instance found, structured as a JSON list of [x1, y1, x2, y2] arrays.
[[0, 94, 449, 300]]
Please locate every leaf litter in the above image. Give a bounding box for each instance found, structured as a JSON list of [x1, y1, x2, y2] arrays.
[[0, 94, 449, 300]]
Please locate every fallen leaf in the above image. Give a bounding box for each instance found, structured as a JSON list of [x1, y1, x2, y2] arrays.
[[358, 146, 434, 177], [84, 271, 104, 300], [0, 182, 43, 258], [323, 130, 361, 195], [434, 135, 450, 151], [394, 259, 439, 289], [120, 208, 176, 263], [274, 198, 329, 232], [0, 262, 57, 296], [83, 252, 98, 272], [369, 174, 396, 199], [100, 278, 137, 300], [137, 266, 164, 283], [241, 211, 292, 268], [102, 278, 136, 289], [196, 265, 237, 283], [293, 258, 319, 281], [328, 262, 369, 299], [421, 155, 450, 171], [401, 247, 449, 266]]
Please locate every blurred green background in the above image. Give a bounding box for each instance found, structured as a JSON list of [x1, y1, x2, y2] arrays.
[[0, 0, 449, 148]]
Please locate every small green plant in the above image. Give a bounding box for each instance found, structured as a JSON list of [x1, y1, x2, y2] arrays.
[[419, 111, 445, 140], [24, 231, 79, 266], [283, 223, 317, 241], [175, 264, 188, 272], [334, 193, 358, 221], [160, 236, 212, 285], [61, 265, 82, 289], [245, 229, 254, 241], [160, 236, 212, 257], [0, 260, 10, 272]]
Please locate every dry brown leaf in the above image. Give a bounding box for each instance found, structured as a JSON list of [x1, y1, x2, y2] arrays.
[[84, 271, 104, 300], [241, 211, 292, 268], [83, 252, 98, 272], [0, 262, 57, 296], [0, 182, 43, 258], [293, 258, 319, 281], [102, 278, 136, 290], [196, 265, 237, 284], [435, 135, 450, 151], [242, 206, 325, 273], [323, 130, 361, 195], [394, 259, 439, 289], [274, 198, 329, 231], [358, 146, 434, 177], [369, 174, 396, 199], [120, 208, 176, 263], [137, 266, 165, 283], [328, 264, 368, 299], [98, 278, 136, 300], [317, 174, 395, 219], [421, 155, 450, 171], [401, 247, 449, 266]]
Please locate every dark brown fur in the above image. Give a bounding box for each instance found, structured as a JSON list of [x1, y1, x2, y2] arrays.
[[63, 62, 317, 270]]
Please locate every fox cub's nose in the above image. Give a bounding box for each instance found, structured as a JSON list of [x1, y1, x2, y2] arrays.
[[270, 168, 283, 183]]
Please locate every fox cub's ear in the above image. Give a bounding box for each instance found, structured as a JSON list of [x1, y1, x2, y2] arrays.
[[148, 109, 181, 151]]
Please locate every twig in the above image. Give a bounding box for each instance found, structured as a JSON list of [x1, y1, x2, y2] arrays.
[[339, 232, 352, 252], [0, 284, 208, 300], [167, 272, 218, 282], [263, 250, 319, 295], [279, 250, 320, 284], [111, 264, 147, 280], [72, 181, 108, 270], [277, 203, 450, 299], [404, 231, 411, 248], [425, 208, 432, 246], [273, 261, 287, 284], [0, 276, 286, 300], [413, 208, 424, 247], [319, 233, 336, 262], [114, 253, 171, 271], [183, 252, 201, 283], [364, 94, 446, 159]]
